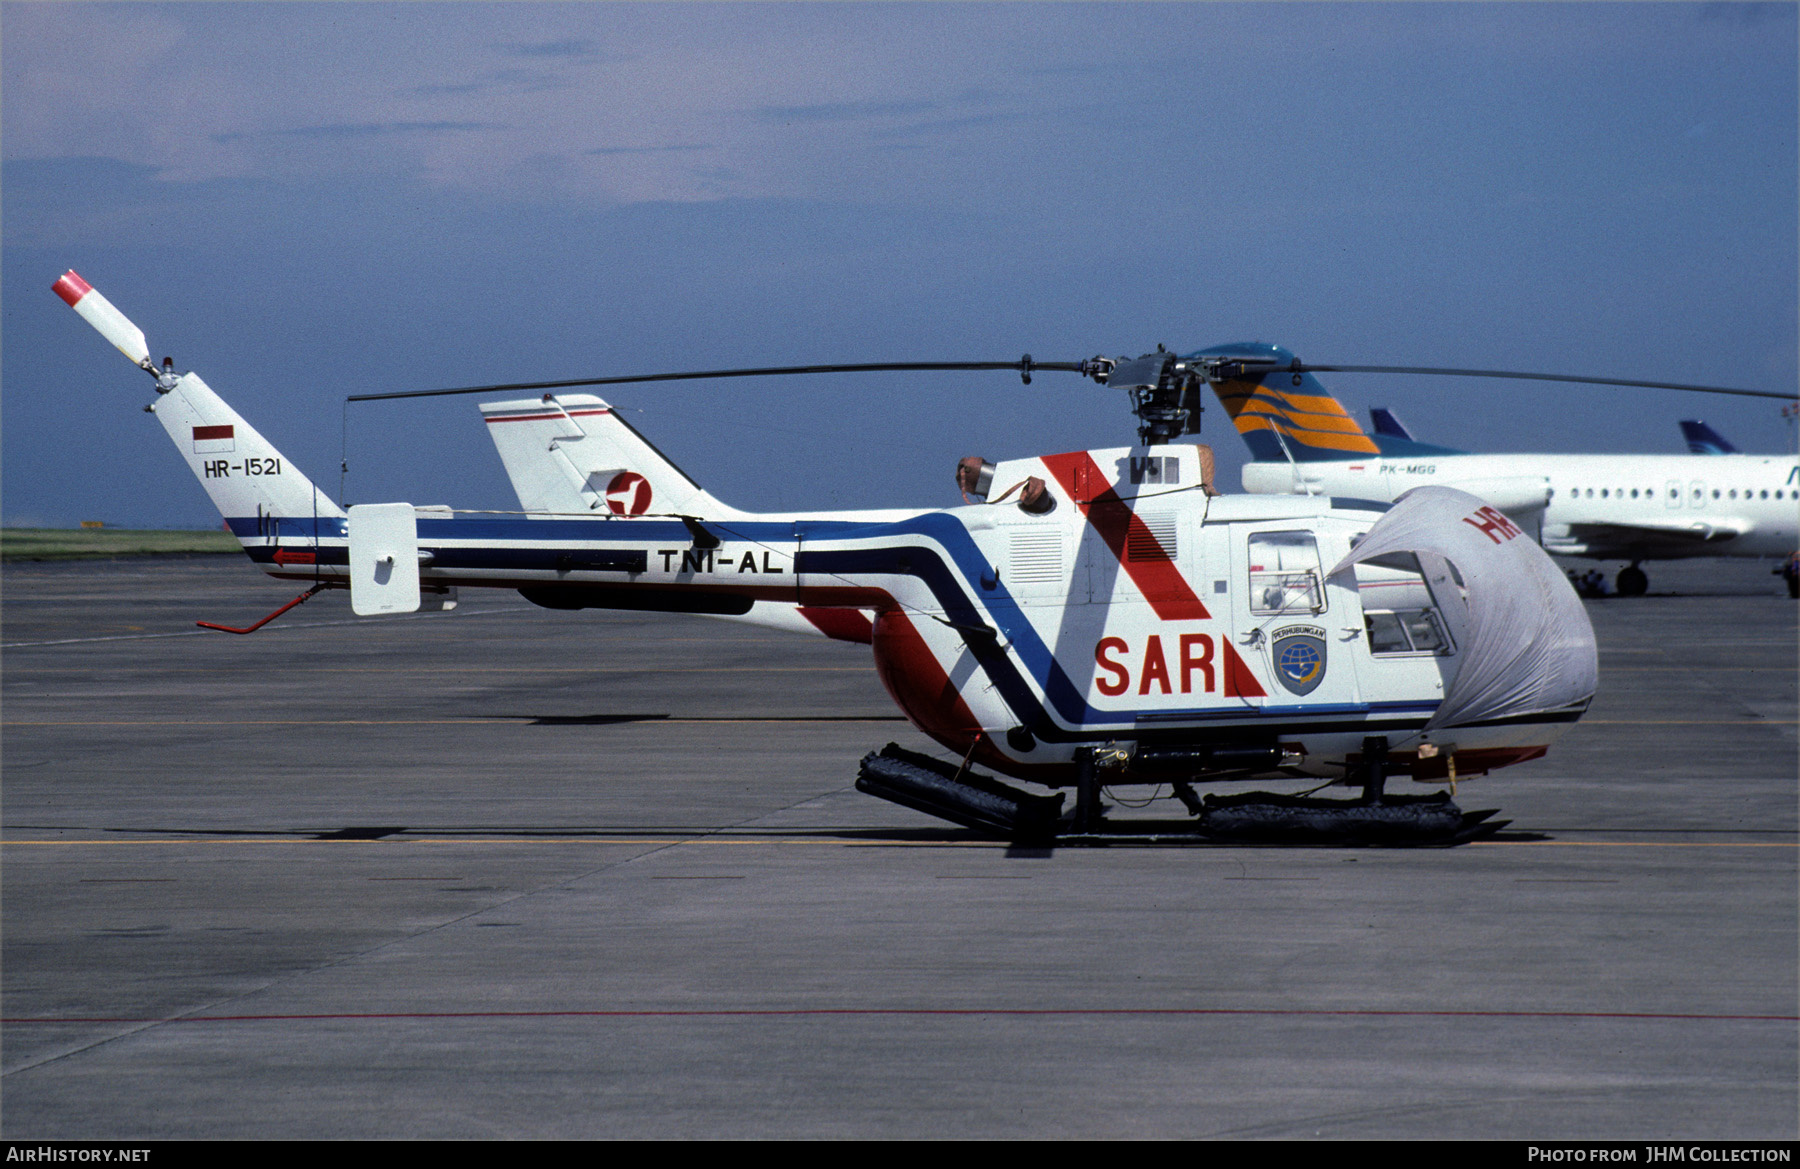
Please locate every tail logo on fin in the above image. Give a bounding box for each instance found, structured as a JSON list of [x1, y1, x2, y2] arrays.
[[604, 471, 653, 516], [1192, 344, 1380, 462]]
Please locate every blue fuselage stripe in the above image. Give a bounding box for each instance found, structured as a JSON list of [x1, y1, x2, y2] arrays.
[[229, 511, 1432, 743]]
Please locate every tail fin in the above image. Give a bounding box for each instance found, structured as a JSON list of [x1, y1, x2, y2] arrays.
[[480, 393, 744, 519], [55, 270, 345, 552], [480, 391, 874, 643], [1192, 343, 1381, 462], [1680, 419, 1738, 455], [1369, 407, 1414, 441], [149, 373, 345, 527], [1367, 405, 1467, 458]]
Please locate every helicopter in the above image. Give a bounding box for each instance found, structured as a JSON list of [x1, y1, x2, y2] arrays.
[[56, 269, 1609, 845]]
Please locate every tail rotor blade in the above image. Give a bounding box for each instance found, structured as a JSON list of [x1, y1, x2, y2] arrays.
[[54, 270, 153, 370]]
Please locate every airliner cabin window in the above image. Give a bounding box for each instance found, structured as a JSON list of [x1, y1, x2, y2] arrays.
[[1248, 531, 1325, 616]]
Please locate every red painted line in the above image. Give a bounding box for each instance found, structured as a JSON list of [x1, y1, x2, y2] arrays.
[[53, 270, 92, 306], [7, 1007, 1793, 1024], [483, 409, 612, 423], [192, 424, 235, 441], [1039, 452, 1210, 621]]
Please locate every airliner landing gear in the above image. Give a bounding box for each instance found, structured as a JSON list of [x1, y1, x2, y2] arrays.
[[1616, 564, 1648, 597]]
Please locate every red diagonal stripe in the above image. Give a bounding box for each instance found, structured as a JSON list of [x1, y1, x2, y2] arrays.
[[1040, 452, 1210, 620], [1222, 640, 1266, 697]]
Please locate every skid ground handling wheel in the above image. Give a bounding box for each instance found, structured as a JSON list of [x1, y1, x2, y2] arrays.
[[854, 741, 1507, 847]]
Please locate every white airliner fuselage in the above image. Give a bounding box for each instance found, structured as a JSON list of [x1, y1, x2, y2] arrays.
[[1244, 452, 1799, 563]]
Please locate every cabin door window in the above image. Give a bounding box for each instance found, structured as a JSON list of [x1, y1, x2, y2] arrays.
[[1246, 531, 1325, 617]]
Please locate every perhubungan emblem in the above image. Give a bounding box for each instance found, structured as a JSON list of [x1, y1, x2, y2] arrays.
[[1271, 624, 1327, 695]]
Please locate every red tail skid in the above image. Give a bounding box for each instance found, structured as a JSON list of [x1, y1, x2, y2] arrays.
[[196, 583, 330, 634]]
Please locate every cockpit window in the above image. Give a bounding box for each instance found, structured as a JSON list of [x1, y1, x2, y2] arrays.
[[1248, 531, 1325, 616], [1356, 551, 1455, 657]]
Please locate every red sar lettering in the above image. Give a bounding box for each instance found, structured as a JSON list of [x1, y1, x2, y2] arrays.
[[1094, 634, 1215, 697]]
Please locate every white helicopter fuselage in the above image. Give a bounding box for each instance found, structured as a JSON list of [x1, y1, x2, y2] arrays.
[[244, 437, 1583, 787], [1243, 451, 1800, 561]]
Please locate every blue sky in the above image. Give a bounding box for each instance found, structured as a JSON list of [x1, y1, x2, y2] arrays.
[[4, 2, 1795, 528]]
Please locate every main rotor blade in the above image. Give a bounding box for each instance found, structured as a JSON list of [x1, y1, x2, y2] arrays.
[[348, 359, 1090, 403], [1292, 363, 1796, 401]]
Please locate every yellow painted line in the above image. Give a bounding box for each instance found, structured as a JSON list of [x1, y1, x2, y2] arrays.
[[14, 716, 1778, 724], [0, 838, 742, 847], [0, 837, 1008, 851], [648, 719, 903, 725], [4, 720, 524, 726], [12, 718, 1784, 728], [1584, 716, 1792, 724], [4, 717, 901, 727], [6, 665, 873, 674], [3, 837, 1791, 850], [1602, 666, 1797, 672], [1470, 840, 1797, 849]]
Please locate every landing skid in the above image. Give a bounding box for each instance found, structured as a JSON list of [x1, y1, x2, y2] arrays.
[[855, 743, 1507, 847], [1183, 790, 1504, 846]]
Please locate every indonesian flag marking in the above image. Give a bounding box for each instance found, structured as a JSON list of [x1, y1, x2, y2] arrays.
[[604, 471, 652, 516], [193, 424, 235, 454]]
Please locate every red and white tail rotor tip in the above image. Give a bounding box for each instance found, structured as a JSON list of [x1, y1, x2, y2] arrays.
[[52, 269, 93, 307], [54, 269, 152, 370]]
